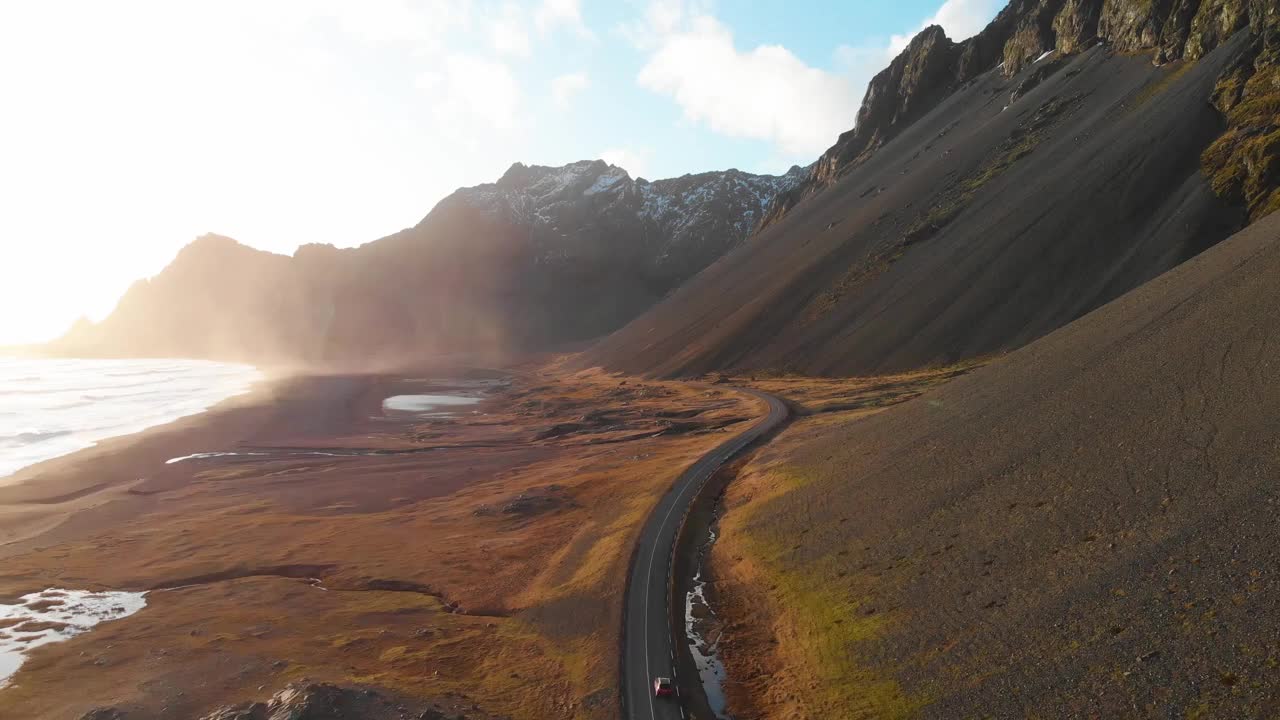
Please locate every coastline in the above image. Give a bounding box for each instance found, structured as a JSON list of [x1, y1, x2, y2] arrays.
[[0, 357, 264, 486], [0, 361, 763, 719], [0, 368, 296, 552]]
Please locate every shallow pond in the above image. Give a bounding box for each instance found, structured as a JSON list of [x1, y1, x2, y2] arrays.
[[381, 393, 482, 414]]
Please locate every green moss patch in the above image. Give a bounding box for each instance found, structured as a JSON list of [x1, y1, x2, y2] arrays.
[[730, 466, 928, 719], [1203, 43, 1280, 219]]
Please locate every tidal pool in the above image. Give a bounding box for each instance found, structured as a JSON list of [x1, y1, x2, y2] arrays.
[[0, 588, 147, 687]]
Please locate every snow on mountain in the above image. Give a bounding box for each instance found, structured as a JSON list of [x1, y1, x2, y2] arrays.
[[446, 159, 808, 276]]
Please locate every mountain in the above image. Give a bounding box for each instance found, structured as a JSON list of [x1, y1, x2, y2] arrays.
[[57, 160, 806, 368], [718, 204, 1280, 718], [585, 0, 1280, 377]]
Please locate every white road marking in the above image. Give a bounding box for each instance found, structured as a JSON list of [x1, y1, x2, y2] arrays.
[[635, 391, 783, 720], [644, 458, 706, 720]]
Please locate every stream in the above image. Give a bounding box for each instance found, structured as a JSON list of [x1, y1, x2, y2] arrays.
[[685, 519, 734, 719]]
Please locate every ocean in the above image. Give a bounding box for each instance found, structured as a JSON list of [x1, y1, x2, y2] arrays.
[[0, 357, 260, 479]]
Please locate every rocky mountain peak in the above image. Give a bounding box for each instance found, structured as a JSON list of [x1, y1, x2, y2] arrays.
[[440, 159, 803, 266], [61, 159, 806, 366]]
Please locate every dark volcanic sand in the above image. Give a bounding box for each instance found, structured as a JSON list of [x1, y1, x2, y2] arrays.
[[0, 374, 422, 556], [720, 210, 1280, 718]]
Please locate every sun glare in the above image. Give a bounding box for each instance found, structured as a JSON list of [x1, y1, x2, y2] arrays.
[[0, 1, 489, 346]]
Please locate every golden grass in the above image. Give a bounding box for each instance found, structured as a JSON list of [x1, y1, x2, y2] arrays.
[[0, 365, 759, 720]]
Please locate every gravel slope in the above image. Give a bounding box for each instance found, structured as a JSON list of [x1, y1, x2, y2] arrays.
[[721, 209, 1280, 717]]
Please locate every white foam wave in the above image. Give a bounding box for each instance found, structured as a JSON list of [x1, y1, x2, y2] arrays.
[[0, 358, 260, 478]]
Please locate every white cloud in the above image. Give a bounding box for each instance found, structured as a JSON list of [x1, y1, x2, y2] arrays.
[[637, 14, 862, 157], [601, 146, 654, 179], [417, 54, 522, 136], [644, 0, 686, 35], [619, 0, 712, 49], [551, 71, 590, 107], [535, 0, 593, 39], [490, 2, 531, 57], [630, 0, 1002, 162], [304, 0, 474, 53], [889, 0, 1001, 54]]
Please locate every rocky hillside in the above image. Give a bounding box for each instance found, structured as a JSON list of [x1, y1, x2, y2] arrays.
[[765, 0, 1280, 226], [585, 0, 1278, 377], [715, 193, 1280, 720], [57, 160, 804, 368], [449, 160, 805, 282]]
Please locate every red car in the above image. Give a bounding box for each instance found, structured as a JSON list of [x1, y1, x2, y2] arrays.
[[653, 677, 675, 697]]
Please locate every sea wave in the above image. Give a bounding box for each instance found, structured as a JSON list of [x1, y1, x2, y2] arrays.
[[0, 358, 260, 478], [0, 429, 74, 447]]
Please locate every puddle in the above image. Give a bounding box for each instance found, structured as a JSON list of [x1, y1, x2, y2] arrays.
[[164, 387, 489, 465], [166, 451, 270, 464], [382, 394, 481, 414], [686, 523, 733, 719], [0, 588, 147, 687], [165, 449, 398, 464]]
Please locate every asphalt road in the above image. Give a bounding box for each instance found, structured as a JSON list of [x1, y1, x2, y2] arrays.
[[622, 388, 788, 720]]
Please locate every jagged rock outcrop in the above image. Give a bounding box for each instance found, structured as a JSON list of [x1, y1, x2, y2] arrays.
[[188, 683, 493, 720], [585, 13, 1255, 379], [807, 26, 959, 189], [1202, 10, 1280, 218], [451, 160, 805, 282], [764, 0, 1280, 230], [1186, 0, 1253, 59], [56, 161, 804, 368], [762, 26, 968, 226], [763, 0, 1075, 226], [1097, 0, 1169, 53], [1001, 0, 1069, 75], [1053, 0, 1105, 53]]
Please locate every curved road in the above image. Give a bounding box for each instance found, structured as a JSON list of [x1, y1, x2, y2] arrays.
[[622, 388, 788, 720]]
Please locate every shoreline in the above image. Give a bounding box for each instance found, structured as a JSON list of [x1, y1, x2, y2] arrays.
[[0, 357, 267, 488], [0, 360, 765, 719], [0, 370, 382, 555]]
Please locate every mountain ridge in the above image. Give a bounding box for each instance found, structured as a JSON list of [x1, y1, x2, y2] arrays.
[[56, 159, 805, 368], [583, 0, 1280, 378], [764, 0, 1280, 229]]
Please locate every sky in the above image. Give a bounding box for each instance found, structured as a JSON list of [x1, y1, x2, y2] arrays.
[[0, 0, 1002, 344]]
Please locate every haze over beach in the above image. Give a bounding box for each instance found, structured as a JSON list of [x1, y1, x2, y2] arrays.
[[5, 0, 1280, 719], [0, 358, 259, 479]]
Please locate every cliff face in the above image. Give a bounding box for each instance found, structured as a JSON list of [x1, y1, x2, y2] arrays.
[[1052, 0, 1105, 53], [59, 161, 805, 368], [764, 0, 1280, 228], [802, 26, 960, 196]]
